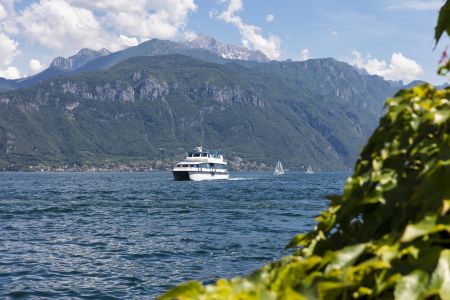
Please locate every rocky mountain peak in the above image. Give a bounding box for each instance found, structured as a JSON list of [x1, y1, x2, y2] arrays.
[[182, 34, 269, 62], [50, 48, 111, 71]]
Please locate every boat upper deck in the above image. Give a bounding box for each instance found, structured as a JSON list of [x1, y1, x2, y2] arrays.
[[184, 147, 226, 164]]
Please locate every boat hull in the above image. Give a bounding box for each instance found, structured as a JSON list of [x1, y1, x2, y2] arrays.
[[172, 171, 191, 181], [172, 171, 229, 181]]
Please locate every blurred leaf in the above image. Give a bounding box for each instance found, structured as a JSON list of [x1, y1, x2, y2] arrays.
[[285, 233, 311, 249], [325, 243, 366, 272], [278, 288, 307, 300], [394, 270, 429, 300], [317, 281, 353, 300], [428, 250, 450, 300], [401, 215, 438, 242]]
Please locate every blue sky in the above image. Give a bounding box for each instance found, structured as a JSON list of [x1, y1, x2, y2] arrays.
[[0, 0, 447, 84]]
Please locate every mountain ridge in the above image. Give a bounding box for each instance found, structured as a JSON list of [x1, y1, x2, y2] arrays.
[[50, 48, 111, 71], [182, 34, 269, 62], [0, 35, 433, 93], [0, 35, 269, 92], [0, 54, 400, 171]]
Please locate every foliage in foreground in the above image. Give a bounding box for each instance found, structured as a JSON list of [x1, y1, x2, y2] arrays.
[[161, 83, 450, 299]]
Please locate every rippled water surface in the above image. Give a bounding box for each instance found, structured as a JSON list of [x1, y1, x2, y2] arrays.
[[0, 171, 349, 298]]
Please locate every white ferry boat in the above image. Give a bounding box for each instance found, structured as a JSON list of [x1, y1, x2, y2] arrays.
[[172, 147, 229, 181]]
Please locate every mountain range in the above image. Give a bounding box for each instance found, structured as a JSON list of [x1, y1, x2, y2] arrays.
[[0, 35, 268, 92], [0, 35, 419, 171]]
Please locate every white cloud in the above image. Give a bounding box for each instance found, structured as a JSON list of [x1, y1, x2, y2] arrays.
[[388, 0, 442, 10], [71, 0, 198, 40], [0, 32, 20, 66], [0, 13, 22, 79], [184, 30, 198, 41], [14, 0, 198, 56], [0, 0, 200, 78], [17, 0, 107, 52], [265, 14, 274, 22], [29, 59, 45, 74], [350, 51, 423, 82], [299, 49, 310, 61], [118, 35, 139, 47], [0, 3, 7, 20], [0, 66, 21, 79], [215, 0, 281, 59]]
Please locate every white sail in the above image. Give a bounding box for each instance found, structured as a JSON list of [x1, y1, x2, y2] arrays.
[[306, 165, 314, 174], [273, 160, 284, 175]]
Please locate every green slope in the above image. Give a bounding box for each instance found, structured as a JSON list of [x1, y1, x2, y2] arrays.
[[0, 55, 400, 170]]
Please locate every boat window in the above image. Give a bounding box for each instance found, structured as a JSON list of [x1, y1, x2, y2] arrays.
[[193, 153, 200, 157], [201, 153, 207, 157]]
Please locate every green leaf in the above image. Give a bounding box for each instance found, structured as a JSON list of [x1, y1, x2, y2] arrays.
[[394, 270, 429, 300], [278, 287, 307, 300], [317, 281, 353, 300], [285, 233, 311, 249], [435, 0, 450, 45], [325, 243, 366, 272], [401, 215, 438, 242], [428, 249, 450, 300]]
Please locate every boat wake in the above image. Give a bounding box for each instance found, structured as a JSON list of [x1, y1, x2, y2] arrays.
[[228, 177, 256, 181]]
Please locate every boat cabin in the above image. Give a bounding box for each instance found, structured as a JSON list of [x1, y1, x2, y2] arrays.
[[187, 147, 224, 159]]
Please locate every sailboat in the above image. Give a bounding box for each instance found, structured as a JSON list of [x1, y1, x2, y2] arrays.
[[305, 165, 314, 174], [273, 160, 284, 175]]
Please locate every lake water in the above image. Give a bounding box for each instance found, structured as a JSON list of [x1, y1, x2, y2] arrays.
[[0, 171, 349, 298]]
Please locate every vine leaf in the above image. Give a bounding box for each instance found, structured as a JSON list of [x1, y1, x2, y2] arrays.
[[435, 0, 450, 46]]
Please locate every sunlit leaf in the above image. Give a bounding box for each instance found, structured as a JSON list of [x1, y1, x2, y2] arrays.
[[428, 250, 450, 300], [394, 270, 429, 300], [401, 215, 438, 242], [325, 243, 366, 272]]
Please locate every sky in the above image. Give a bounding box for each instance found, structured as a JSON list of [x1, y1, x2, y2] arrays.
[[0, 0, 448, 84]]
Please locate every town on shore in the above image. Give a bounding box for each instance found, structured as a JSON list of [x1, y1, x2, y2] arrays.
[[0, 157, 272, 172]]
